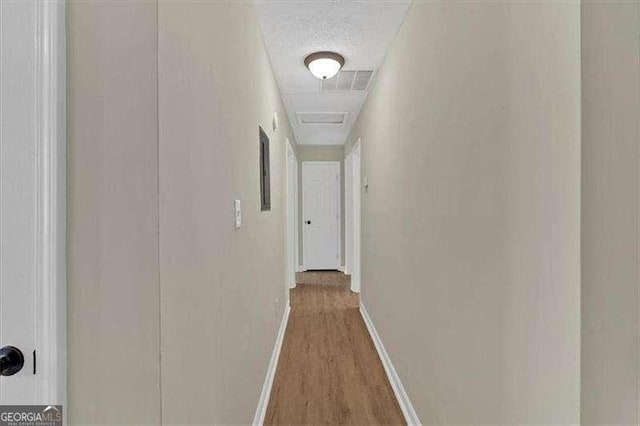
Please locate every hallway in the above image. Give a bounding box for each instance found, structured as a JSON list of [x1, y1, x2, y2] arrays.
[[265, 272, 404, 425], [1, 0, 628, 424]]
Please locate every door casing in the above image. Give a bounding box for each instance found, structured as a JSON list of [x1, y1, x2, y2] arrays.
[[345, 139, 361, 293], [0, 0, 66, 409], [285, 139, 299, 289]]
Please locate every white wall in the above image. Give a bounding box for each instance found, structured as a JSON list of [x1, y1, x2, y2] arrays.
[[346, 2, 581, 423], [581, 2, 640, 424]]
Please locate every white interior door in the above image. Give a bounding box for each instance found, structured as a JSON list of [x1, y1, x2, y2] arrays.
[[302, 162, 341, 270], [0, 0, 38, 403], [0, 0, 65, 407]]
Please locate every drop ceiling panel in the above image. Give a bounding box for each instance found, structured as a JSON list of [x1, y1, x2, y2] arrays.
[[254, 0, 411, 145]]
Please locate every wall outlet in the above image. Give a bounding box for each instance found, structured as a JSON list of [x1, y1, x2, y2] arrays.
[[234, 199, 242, 229]]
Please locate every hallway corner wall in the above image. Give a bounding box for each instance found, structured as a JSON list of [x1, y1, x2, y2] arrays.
[[157, 2, 297, 424], [346, 2, 581, 423], [581, 2, 640, 424]]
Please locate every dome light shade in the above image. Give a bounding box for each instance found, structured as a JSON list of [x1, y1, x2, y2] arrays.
[[304, 52, 345, 80]]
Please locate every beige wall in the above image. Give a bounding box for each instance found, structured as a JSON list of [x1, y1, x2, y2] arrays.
[[296, 145, 345, 268], [67, 2, 161, 424], [502, 4, 581, 420], [68, 1, 296, 424], [158, 2, 296, 424], [581, 2, 640, 424], [345, 2, 581, 423]]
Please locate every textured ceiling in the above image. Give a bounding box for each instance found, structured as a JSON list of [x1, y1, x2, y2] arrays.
[[253, 0, 411, 145]]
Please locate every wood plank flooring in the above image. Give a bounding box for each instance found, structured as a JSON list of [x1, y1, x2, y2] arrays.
[[264, 271, 405, 425]]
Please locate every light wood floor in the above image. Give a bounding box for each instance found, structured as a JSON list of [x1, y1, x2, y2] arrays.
[[264, 271, 405, 425]]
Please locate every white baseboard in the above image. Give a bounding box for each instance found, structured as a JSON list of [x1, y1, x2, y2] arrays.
[[359, 302, 421, 425], [338, 265, 345, 273], [253, 303, 291, 426]]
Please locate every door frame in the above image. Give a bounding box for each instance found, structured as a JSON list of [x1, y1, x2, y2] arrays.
[[344, 154, 353, 275], [345, 139, 361, 293], [301, 161, 341, 271], [285, 139, 299, 289], [30, 0, 66, 406]]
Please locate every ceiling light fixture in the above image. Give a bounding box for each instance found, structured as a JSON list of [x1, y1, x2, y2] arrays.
[[304, 51, 345, 80]]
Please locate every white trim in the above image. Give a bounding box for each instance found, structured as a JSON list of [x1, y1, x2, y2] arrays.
[[285, 140, 298, 289], [336, 164, 342, 267], [34, 0, 66, 408], [294, 156, 300, 281], [337, 265, 345, 273], [350, 139, 361, 293], [344, 154, 352, 276], [253, 304, 291, 426], [359, 303, 421, 426]]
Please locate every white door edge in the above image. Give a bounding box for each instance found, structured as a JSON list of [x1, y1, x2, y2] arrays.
[[0, 0, 66, 407], [30, 0, 66, 408]]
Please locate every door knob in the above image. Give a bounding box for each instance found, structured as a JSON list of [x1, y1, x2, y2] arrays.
[[305, 220, 311, 225], [0, 346, 24, 376]]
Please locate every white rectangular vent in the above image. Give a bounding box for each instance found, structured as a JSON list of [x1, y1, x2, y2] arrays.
[[337, 70, 356, 90], [296, 112, 348, 125], [352, 70, 373, 90], [321, 70, 374, 91]]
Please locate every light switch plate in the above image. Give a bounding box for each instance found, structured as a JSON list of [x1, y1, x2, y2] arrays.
[[234, 199, 242, 229]]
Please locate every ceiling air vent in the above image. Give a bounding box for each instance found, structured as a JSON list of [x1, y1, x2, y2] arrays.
[[296, 112, 348, 125], [352, 70, 374, 90], [337, 70, 356, 90], [321, 70, 374, 91]]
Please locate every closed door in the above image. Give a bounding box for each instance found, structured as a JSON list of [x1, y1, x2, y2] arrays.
[[1, 0, 39, 403], [302, 162, 341, 270]]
